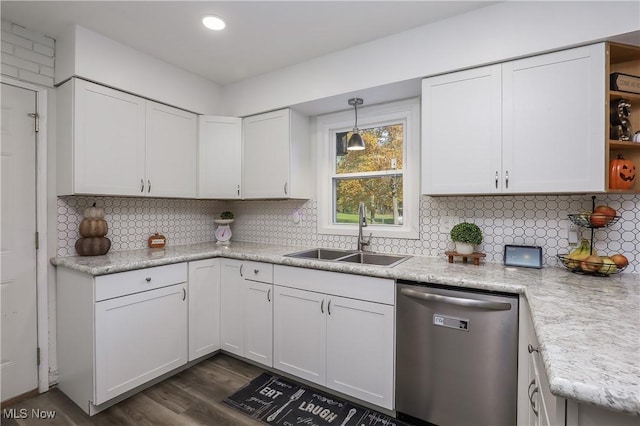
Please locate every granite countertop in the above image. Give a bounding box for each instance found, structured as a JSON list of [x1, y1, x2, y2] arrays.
[[51, 241, 640, 416]]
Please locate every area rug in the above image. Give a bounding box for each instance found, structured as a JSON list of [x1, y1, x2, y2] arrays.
[[224, 373, 411, 426]]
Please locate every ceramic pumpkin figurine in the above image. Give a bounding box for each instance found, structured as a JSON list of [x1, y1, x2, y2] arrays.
[[609, 154, 636, 190], [84, 203, 105, 219], [76, 202, 111, 255], [75, 237, 111, 256]]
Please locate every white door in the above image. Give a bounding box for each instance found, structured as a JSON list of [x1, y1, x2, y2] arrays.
[[145, 101, 197, 198], [220, 259, 244, 356], [502, 44, 605, 193], [1, 83, 39, 402], [244, 281, 273, 367], [188, 259, 221, 361], [325, 296, 395, 410], [273, 286, 326, 385], [94, 283, 187, 404], [243, 109, 290, 198], [421, 65, 502, 195], [198, 116, 242, 199]]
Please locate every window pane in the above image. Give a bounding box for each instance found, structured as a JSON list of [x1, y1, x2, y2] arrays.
[[334, 175, 403, 225], [336, 124, 403, 174]]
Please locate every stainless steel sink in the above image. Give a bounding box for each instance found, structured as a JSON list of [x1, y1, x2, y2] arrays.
[[336, 252, 410, 267], [285, 248, 355, 260], [285, 248, 410, 267]]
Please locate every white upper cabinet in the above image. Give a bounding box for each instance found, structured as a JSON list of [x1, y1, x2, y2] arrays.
[[198, 116, 242, 199], [422, 65, 502, 195], [57, 78, 197, 198], [422, 43, 605, 195], [145, 101, 197, 198], [242, 108, 311, 199], [57, 78, 146, 196], [502, 44, 605, 193]]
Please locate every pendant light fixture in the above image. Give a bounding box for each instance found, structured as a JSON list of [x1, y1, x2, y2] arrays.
[[347, 98, 365, 151]]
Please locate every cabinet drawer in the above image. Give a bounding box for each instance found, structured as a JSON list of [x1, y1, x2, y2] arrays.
[[95, 263, 187, 301], [242, 261, 273, 284], [273, 265, 394, 305]]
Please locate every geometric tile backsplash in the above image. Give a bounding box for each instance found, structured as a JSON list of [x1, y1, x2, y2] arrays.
[[56, 196, 225, 256], [57, 193, 639, 274]]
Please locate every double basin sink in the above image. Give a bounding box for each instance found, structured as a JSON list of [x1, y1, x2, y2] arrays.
[[285, 248, 410, 268]]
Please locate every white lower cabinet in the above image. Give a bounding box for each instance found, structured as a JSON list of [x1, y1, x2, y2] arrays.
[[188, 259, 221, 361], [244, 280, 274, 366], [95, 283, 187, 404], [220, 259, 274, 367], [273, 286, 326, 384], [273, 265, 395, 410], [325, 295, 394, 407], [56, 263, 188, 415], [518, 298, 637, 426], [220, 259, 245, 355]]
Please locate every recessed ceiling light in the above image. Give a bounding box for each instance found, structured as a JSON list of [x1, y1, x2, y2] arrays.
[[202, 15, 226, 31]]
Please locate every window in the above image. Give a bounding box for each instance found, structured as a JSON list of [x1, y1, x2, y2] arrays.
[[317, 98, 420, 239]]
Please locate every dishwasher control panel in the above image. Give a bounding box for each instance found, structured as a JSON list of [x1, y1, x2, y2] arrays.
[[433, 314, 469, 331]]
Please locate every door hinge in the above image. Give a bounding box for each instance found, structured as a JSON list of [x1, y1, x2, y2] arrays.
[[28, 112, 39, 133], [37, 347, 41, 366], [35, 231, 39, 250]]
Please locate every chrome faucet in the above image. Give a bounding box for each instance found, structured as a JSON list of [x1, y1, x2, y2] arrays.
[[357, 202, 372, 251]]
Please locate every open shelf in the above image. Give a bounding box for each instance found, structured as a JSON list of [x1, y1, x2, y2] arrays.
[[606, 42, 640, 194]]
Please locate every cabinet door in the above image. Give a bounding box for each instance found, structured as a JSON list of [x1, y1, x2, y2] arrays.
[[145, 101, 197, 198], [73, 79, 146, 195], [244, 280, 273, 367], [421, 65, 502, 195], [198, 116, 242, 199], [273, 286, 326, 385], [220, 259, 244, 356], [325, 296, 395, 410], [243, 109, 290, 198], [188, 259, 220, 361], [94, 283, 187, 404], [502, 44, 605, 193]]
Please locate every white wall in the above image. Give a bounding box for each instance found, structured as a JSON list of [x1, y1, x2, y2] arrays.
[[55, 25, 223, 114], [222, 1, 640, 117]]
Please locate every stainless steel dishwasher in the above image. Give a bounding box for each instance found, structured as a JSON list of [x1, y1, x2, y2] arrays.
[[396, 281, 518, 426]]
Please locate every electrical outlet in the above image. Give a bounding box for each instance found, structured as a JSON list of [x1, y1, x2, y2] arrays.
[[440, 216, 459, 234], [291, 209, 302, 225], [562, 220, 579, 244]]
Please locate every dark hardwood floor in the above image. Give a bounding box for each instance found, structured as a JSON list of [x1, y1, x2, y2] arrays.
[[1, 354, 265, 425]]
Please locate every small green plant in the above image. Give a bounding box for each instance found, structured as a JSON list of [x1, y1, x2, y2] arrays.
[[220, 211, 234, 220], [450, 222, 482, 245]]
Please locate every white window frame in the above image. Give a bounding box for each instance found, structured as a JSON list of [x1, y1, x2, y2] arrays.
[[316, 98, 420, 239]]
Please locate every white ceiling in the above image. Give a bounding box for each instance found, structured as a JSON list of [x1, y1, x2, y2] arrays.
[[1, 1, 497, 86]]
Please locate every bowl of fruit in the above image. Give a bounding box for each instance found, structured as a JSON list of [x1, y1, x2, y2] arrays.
[[557, 239, 629, 276], [568, 205, 620, 229]]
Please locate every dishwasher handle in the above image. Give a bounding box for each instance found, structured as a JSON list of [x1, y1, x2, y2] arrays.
[[400, 288, 512, 311]]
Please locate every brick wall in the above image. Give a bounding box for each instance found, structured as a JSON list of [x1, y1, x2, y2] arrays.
[[1, 19, 55, 87]]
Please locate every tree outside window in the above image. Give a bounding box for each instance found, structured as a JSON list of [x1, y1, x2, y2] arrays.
[[333, 123, 404, 226], [317, 98, 419, 240]]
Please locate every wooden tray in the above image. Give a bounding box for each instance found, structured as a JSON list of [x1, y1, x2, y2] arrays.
[[445, 251, 486, 266]]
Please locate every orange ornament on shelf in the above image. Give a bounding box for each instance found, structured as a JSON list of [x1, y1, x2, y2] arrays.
[[609, 154, 636, 190]]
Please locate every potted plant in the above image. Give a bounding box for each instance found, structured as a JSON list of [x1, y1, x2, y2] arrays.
[[215, 211, 234, 225], [450, 222, 482, 255]]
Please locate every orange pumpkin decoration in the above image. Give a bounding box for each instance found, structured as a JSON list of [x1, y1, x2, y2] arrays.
[[609, 154, 636, 190]]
